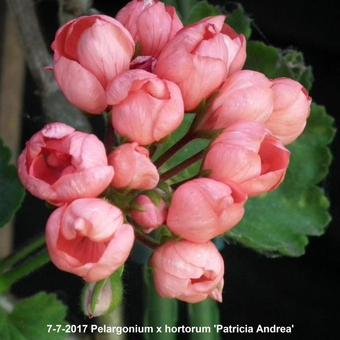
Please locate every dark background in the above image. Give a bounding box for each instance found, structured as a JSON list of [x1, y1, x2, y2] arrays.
[[2, 0, 339, 339]]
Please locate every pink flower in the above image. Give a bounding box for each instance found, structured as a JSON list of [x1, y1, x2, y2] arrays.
[[18, 123, 114, 205], [196, 70, 273, 131], [46, 198, 135, 282], [203, 122, 290, 197], [151, 240, 224, 303], [51, 15, 134, 114], [155, 16, 246, 111], [116, 0, 183, 57], [131, 195, 167, 233], [266, 78, 312, 145], [107, 70, 184, 145], [108, 143, 159, 190], [167, 178, 247, 242]]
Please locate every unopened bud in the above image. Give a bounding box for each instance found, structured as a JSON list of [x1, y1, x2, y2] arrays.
[[82, 281, 112, 318], [131, 195, 167, 234], [82, 268, 124, 318]]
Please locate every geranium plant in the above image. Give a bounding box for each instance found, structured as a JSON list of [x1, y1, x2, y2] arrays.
[[0, 0, 336, 339]]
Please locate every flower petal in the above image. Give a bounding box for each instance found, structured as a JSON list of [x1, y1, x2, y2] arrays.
[[54, 57, 107, 114]]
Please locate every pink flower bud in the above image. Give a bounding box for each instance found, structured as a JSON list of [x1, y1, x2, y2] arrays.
[[107, 70, 184, 145], [266, 78, 312, 145], [18, 123, 114, 206], [151, 240, 224, 303], [155, 16, 246, 111], [203, 122, 290, 197], [46, 198, 135, 282], [131, 195, 167, 233], [196, 70, 273, 131], [167, 178, 247, 242], [108, 143, 159, 190], [51, 15, 134, 114], [116, 0, 183, 57]]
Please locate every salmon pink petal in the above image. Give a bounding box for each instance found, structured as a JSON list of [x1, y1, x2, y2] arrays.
[[116, 1, 183, 57], [54, 57, 106, 114], [106, 69, 156, 105], [84, 223, 135, 282], [77, 20, 133, 87], [51, 166, 114, 205], [197, 70, 273, 131]]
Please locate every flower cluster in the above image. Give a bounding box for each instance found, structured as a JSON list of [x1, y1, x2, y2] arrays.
[[18, 0, 311, 305]]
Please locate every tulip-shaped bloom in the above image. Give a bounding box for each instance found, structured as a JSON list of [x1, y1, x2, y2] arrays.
[[116, 0, 183, 57], [108, 143, 159, 190], [131, 195, 167, 233], [18, 123, 114, 205], [107, 70, 184, 145], [155, 16, 246, 111], [203, 122, 290, 197], [266, 78, 312, 145], [196, 70, 273, 132], [167, 178, 247, 242], [51, 15, 134, 114], [151, 240, 224, 303], [46, 198, 135, 282]]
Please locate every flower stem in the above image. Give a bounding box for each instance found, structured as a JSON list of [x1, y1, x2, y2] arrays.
[[154, 132, 197, 168], [160, 151, 205, 183], [0, 235, 45, 273], [0, 248, 50, 294], [134, 229, 160, 250]]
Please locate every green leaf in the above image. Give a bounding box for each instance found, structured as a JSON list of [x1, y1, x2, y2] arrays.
[[163, 0, 177, 6], [227, 187, 330, 257], [0, 139, 25, 228], [245, 41, 314, 90], [165, 0, 200, 22], [0, 292, 67, 340], [245, 41, 281, 78], [144, 266, 178, 340], [276, 49, 314, 90], [226, 104, 336, 257], [227, 4, 252, 39], [166, 160, 203, 186], [186, 1, 220, 25], [284, 104, 336, 192], [188, 299, 220, 340]]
